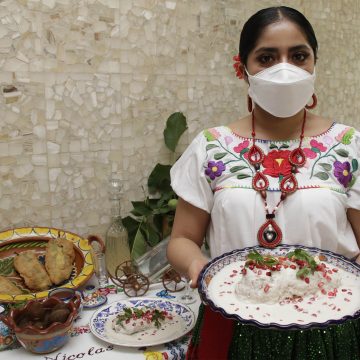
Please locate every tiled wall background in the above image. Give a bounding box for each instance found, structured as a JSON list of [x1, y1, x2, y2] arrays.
[[1, 0, 359, 238]]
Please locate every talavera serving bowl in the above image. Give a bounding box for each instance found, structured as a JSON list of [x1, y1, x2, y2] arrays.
[[0, 295, 81, 354]]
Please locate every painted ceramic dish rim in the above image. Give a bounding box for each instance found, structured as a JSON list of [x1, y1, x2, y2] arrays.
[[89, 297, 196, 347], [198, 244, 360, 330], [0, 227, 95, 303], [82, 294, 108, 309]]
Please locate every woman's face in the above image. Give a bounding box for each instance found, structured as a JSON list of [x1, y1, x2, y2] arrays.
[[245, 20, 316, 76]]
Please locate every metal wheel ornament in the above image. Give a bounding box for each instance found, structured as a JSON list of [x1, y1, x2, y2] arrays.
[[110, 260, 137, 286], [123, 273, 150, 297], [162, 267, 185, 292]]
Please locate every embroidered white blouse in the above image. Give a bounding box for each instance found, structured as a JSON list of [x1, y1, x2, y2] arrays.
[[170, 123, 360, 260]]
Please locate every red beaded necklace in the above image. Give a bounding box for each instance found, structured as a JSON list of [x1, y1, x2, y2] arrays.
[[248, 110, 307, 248]]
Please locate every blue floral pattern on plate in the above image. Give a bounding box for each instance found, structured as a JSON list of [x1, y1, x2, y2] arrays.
[[89, 297, 195, 347]]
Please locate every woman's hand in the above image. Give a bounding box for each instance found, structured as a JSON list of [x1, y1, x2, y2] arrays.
[[167, 197, 211, 288], [187, 257, 209, 288]]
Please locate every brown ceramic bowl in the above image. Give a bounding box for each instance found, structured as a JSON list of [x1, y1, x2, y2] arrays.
[[0, 295, 80, 354]]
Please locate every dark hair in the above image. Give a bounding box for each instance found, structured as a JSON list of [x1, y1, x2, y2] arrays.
[[239, 6, 318, 65]]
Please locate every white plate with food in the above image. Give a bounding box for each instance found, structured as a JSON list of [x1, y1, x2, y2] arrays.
[[198, 244, 360, 330], [89, 297, 195, 347]]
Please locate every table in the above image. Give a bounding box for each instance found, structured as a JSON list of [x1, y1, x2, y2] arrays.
[[2, 279, 200, 360]]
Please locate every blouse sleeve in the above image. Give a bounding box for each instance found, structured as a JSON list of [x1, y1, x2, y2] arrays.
[[170, 132, 213, 213], [347, 131, 360, 210]]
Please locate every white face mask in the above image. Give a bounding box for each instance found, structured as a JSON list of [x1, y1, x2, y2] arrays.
[[246, 62, 316, 118]]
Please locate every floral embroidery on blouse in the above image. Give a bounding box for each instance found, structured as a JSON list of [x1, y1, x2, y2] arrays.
[[333, 161, 353, 187], [202, 125, 359, 191], [305, 127, 358, 188], [205, 160, 226, 180], [262, 149, 292, 178]]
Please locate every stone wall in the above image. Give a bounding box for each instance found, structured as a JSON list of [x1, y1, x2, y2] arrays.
[[1, 0, 359, 238]]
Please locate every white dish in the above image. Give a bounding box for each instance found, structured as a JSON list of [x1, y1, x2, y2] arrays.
[[89, 297, 195, 347], [198, 245, 360, 330]]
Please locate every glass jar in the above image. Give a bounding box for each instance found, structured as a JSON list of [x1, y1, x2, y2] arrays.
[[105, 178, 131, 279]]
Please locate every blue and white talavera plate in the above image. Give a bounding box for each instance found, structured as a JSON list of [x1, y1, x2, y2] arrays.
[[198, 244, 360, 330], [89, 297, 195, 347]]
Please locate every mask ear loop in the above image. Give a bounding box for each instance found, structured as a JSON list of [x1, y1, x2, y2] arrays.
[[305, 94, 317, 109], [244, 67, 253, 113], [247, 95, 253, 113]]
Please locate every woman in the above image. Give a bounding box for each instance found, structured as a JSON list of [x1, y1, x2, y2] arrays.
[[167, 6, 360, 360]]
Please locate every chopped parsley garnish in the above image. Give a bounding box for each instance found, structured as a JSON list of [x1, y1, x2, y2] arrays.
[[246, 250, 279, 267], [286, 249, 318, 278], [116, 306, 167, 329]]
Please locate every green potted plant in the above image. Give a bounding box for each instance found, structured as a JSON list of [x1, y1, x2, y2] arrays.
[[123, 112, 188, 259]]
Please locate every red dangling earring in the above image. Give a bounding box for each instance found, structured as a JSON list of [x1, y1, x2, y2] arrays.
[[305, 94, 317, 109], [247, 95, 253, 113]]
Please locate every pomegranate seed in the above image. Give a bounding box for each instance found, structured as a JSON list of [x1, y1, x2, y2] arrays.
[[321, 288, 327, 295], [305, 277, 310, 284], [264, 284, 270, 293], [241, 268, 247, 275], [290, 265, 296, 270], [318, 282, 324, 288], [266, 271, 272, 276], [332, 268, 338, 272]]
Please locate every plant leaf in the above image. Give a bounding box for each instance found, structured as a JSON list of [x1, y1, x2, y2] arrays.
[[147, 163, 172, 193], [131, 226, 148, 259], [314, 172, 329, 180], [122, 216, 142, 250], [163, 112, 187, 152], [279, 143, 290, 149], [206, 144, 219, 151], [352, 159, 358, 172], [142, 223, 161, 247], [348, 176, 356, 188], [230, 166, 247, 173], [214, 153, 227, 160], [319, 163, 332, 172], [335, 149, 349, 157], [156, 191, 175, 207], [237, 173, 251, 179], [131, 201, 153, 216], [269, 144, 278, 149], [152, 214, 164, 234]]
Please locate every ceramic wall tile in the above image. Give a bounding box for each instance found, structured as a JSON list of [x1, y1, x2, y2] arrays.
[[0, 0, 359, 238]]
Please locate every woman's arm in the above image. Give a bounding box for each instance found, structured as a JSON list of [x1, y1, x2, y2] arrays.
[[347, 208, 360, 264], [167, 197, 210, 287]]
